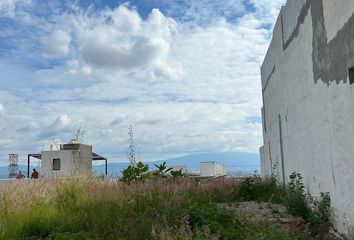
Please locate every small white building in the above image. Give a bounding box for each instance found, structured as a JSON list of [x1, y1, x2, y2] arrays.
[[200, 162, 227, 177], [41, 141, 92, 178]]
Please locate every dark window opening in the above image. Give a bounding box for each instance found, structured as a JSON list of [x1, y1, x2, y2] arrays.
[[349, 68, 354, 84], [53, 158, 61, 171]]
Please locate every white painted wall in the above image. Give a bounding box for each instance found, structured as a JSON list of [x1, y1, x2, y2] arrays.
[[260, 0, 354, 234]]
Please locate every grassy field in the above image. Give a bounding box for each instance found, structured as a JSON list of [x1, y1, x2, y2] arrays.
[[0, 177, 318, 240]]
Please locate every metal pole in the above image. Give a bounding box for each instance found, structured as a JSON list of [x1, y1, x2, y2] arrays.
[[27, 155, 30, 178], [105, 159, 108, 176]]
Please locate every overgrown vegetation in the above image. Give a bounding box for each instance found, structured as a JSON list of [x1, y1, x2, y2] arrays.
[[284, 172, 331, 227], [121, 161, 150, 183], [284, 172, 310, 219], [121, 126, 185, 184], [0, 152, 333, 240], [0, 177, 306, 240], [233, 174, 284, 203], [120, 161, 185, 184], [234, 171, 332, 236]]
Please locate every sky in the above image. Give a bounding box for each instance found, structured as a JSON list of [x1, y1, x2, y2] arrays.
[[0, 0, 285, 165]]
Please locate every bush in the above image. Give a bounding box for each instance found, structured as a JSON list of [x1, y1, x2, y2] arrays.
[[284, 189, 310, 219], [152, 162, 173, 178], [284, 172, 331, 227], [234, 175, 284, 203], [234, 172, 331, 229], [120, 161, 150, 184], [284, 172, 310, 219], [308, 192, 331, 226], [121, 161, 187, 184]]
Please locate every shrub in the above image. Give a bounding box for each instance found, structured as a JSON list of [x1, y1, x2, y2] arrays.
[[284, 172, 310, 219], [308, 192, 331, 226], [152, 162, 173, 178], [288, 172, 305, 192], [284, 172, 331, 227], [233, 171, 331, 229], [121, 161, 186, 183], [120, 161, 150, 184], [234, 175, 284, 203], [284, 189, 310, 219], [170, 169, 185, 178]]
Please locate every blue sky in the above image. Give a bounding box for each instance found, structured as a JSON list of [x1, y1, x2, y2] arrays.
[[0, 0, 285, 165]]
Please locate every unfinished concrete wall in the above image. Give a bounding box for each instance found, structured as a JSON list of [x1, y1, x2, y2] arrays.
[[260, 0, 354, 234], [42, 150, 74, 178], [41, 144, 92, 178]]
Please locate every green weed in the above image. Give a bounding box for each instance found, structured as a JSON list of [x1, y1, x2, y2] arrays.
[[233, 175, 284, 203]]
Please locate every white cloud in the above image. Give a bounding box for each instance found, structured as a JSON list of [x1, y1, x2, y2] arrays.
[[0, 103, 4, 114], [55, 115, 71, 127], [76, 6, 177, 74], [165, 0, 246, 26], [41, 30, 71, 58], [0, 0, 31, 18], [82, 36, 168, 68], [248, 0, 285, 28], [16, 121, 38, 133], [33, 4, 181, 79], [38, 115, 73, 139]]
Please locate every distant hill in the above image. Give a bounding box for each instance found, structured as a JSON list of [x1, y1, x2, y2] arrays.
[[0, 152, 260, 179]]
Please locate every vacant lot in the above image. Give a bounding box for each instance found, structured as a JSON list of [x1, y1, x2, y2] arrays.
[[0, 177, 340, 239]]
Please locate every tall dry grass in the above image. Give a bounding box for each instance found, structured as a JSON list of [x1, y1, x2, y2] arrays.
[[0, 177, 304, 240]]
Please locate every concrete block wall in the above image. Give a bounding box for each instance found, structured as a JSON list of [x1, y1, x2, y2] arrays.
[[260, 0, 354, 234], [41, 144, 92, 178]]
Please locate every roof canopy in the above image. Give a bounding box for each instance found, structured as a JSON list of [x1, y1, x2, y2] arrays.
[[28, 152, 107, 161]]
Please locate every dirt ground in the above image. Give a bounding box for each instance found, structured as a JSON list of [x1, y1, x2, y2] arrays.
[[217, 201, 345, 240]]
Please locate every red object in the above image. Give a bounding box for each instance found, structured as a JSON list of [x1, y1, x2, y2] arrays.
[[31, 170, 39, 179], [16, 171, 24, 179]]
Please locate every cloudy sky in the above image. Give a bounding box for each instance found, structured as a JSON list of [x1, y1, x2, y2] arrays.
[[0, 0, 285, 165]]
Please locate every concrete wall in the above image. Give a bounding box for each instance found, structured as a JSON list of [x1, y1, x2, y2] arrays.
[[41, 144, 92, 178], [215, 163, 227, 176], [260, 0, 354, 234], [200, 162, 227, 177]]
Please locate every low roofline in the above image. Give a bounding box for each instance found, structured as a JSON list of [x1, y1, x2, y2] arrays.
[[28, 152, 107, 161]]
